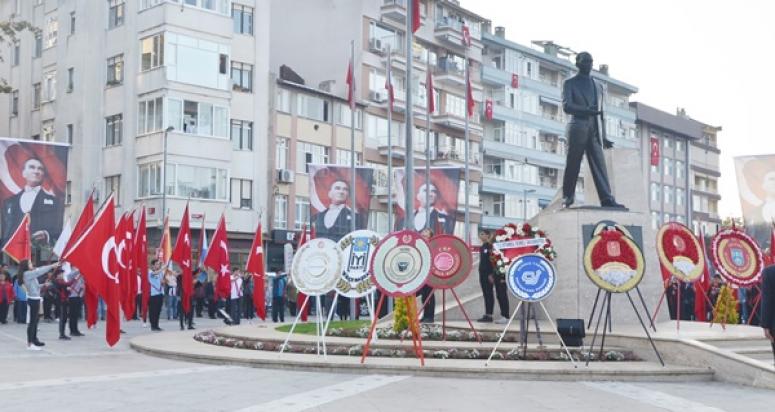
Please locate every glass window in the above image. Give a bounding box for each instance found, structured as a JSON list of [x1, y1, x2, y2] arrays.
[[296, 142, 329, 173], [107, 54, 124, 85], [663, 136, 672, 150], [43, 71, 56, 102], [108, 1, 125, 29], [232, 4, 254, 35], [275, 137, 288, 170], [11, 91, 18, 116], [230, 178, 252, 209], [651, 211, 660, 230], [297, 94, 329, 122], [12, 41, 19, 66], [446, 94, 466, 118], [140, 33, 164, 71], [33, 83, 41, 109], [137, 97, 163, 134], [650, 182, 660, 202], [70, 11, 76, 35], [231, 120, 253, 150], [335, 149, 362, 166], [67, 68, 74, 92], [66, 124, 73, 144], [663, 158, 673, 176], [274, 195, 288, 229], [34, 32, 42, 58], [45, 16, 58, 48], [41, 121, 55, 142], [676, 188, 685, 207], [231, 61, 253, 92], [336, 104, 362, 129], [171, 164, 228, 200], [675, 160, 684, 179], [294, 197, 310, 230], [276, 89, 291, 113], [663, 185, 673, 204], [105, 114, 123, 146], [105, 175, 121, 205]]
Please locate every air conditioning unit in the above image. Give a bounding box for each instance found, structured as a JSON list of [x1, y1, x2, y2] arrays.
[[277, 169, 295, 183], [370, 91, 385, 102], [546, 169, 557, 177], [369, 38, 383, 53]]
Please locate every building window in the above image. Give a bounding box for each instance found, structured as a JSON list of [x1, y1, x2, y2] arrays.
[[274, 195, 288, 229], [650, 182, 660, 202], [43, 71, 56, 102], [65, 181, 72, 205], [69, 11, 76, 35], [232, 4, 254, 35], [230, 178, 252, 209], [336, 104, 363, 129], [675, 140, 684, 152], [105, 175, 121, 205], [335, 149, 362, 166], [137, 97, 163, 134], [167, 98, 229, 138], [33, 83, 41, 109], [276, 89, 291, 113], [663, 136, 672, 150], [296, 95, 329, 122], [165, 163, 228, 200], [230, 120, 253, 151], [294, 197, 310, 230], [296, 142, 330, 174], [34, 32, 42, 58], [676, 188, 685, 207], [140, 33, 164, 71], [231, 61, 253, 92], [67, 68, 74, 92], [45, 16, 58, 48], [105, 114, 123, 146], [11, 91, 18, 116], [66, 124, 73, 144], [675, 160, 684, 180], [12, 41, 19, 66], [276, 137, 288, 170], [663, 158, 673, 176], [663, 185, 673, 205], [651, 211, 660, 230], [108, 1, 125, 29], [42, 121, 55, 142], [107, 54, 124, 85], [137, 162, 163, 197], [445, 94, 466, 118]]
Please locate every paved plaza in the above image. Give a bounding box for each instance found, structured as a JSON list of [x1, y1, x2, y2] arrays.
[[0, 316, 772, 411]]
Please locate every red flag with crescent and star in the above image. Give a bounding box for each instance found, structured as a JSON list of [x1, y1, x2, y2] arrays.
[[204, 214, 231, 300], [2, 213, 30, 262], [135, 207, 150, 320], [171, 204, 193, 314], [246, 222, 266, 320], [62, 195, 121, 346]]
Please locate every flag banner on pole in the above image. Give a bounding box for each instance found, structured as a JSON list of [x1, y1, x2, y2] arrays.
[[734, 154, 775, 245], [171, 204, 193, 315], [62, 194, 121, 346], [346, 61, 355, 110], [66, 193, 97, 326], [511, 73, 519, 88], [123, 212, 137, 319], [0, 137, 68, 248], [198, 213, 208, 267], [466, 68, 475, 118], [157, 216, 172, 264], [308, 165, 374, 242], [462, 24, 471, 47], [136, 207, 150, 320], [385, 73, 395, 112], [246, 222, 266, 320], [694, 229, 712, 321], [426, 69, 435, 113], [116, 213, 133, 321], [485, 99, 493, 120], [2, 213, 30, 262], [204, 214, 231, 301], [650, 137, 660, 166], [411, 0, 421, 33], [52, 217, 72, 258], [393, 167, 462, 234]]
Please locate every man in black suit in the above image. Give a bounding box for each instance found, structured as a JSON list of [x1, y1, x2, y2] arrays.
[[314, 180, 356, 241], [409, 183, 455, 234], [560, 52, 624, 209], [2, 157, 62, 246], [761, 265, 775, 365]]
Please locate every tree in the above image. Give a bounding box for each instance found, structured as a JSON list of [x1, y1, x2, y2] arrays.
[[0, 20, 38, 93], [721, 216, 744, 229], [713, 284, 739, 325]]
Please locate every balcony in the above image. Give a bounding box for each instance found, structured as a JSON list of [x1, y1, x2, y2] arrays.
[[490, 103, 565, 136], [381, 0, 408, 23], [434, 58, 465, 88], [434, 17, 478, 50], [433, 148, 482, 171], [432, 112, 483, 134], [482, 139, 565, 170], [480, 176, 557, 199]]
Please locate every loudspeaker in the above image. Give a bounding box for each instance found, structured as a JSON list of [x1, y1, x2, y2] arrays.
[[556, 318, 585, 347]]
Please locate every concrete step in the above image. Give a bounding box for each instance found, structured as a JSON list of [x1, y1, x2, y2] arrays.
[[730, 346, 774, 355], [704, 338, 771, 349]]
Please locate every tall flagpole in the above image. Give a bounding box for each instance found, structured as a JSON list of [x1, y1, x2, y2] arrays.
[[386, 43, 394, 232], [350, 40, 356, 233], [403, 0, 415, 230], [424, 52, 431, 229], [464, 58, 471, 243]]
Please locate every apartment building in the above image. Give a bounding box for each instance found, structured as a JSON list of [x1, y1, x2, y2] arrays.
[[478, 26, 639, 228], [631, 102, 722, 235], [269, 0, 488, 244], [0, 0, 270, 263]]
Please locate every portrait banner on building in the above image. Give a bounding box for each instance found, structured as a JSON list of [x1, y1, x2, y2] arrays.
[[394, 167, 462, 234], [0, 137, 69, 248], [308, 165, 374, 242], [733, 154, 775, 245]]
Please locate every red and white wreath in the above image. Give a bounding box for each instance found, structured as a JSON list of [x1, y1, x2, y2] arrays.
[[490, 223, 557, 276]]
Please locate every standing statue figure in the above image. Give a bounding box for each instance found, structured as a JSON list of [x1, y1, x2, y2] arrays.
[[561, 52, 624, 209]]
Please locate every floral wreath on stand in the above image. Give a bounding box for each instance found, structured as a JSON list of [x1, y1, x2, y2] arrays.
[[490, 223, 557, 277]]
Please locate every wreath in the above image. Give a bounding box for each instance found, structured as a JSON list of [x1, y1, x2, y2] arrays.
[[656, 222, 704, 282], [490, 223, 556, 277]]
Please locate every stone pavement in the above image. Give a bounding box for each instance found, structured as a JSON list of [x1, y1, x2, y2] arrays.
[[1, 315, 773, 411]]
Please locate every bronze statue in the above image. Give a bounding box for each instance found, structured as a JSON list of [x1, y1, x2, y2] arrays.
[[561, 52, 624, 209]]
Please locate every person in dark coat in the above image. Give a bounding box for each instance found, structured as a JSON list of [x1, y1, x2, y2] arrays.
[[760, 265, 775, 365], [314, 180, 358, 241], [1, 157, 63, 246]]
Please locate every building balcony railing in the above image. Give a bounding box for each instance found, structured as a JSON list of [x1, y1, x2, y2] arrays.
[[434, 149, 482, 170]]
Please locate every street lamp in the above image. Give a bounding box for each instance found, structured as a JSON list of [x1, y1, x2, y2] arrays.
[[523, 189, 536, 222], [162, 126, 174, 221]]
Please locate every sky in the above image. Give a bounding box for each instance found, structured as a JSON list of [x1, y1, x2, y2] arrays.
[[461, 0, 775, 218]]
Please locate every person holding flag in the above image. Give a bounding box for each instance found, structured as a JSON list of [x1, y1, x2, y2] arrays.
[[20, 259, 61, 350], [246, 220, 266, 321], [147, 259, 166, 331], [171, 204, 194, 330]]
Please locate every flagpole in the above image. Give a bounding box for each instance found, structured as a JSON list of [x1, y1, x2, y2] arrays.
[[403, 0, 415, 230], [425, 52, 431, 229], [350, 40, 356, 233], [464, 57, 471, 244], [386, 43, 394, 233]]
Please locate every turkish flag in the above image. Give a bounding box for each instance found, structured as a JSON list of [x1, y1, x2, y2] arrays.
[[157, 216, 172, 264], [511, 73, 519, 89], [115, 214, 133, 321], [204, 214, 231, 300], [135, 207, 150, 321], [66, 194, 98, 327], [466, 68, 475, 118], [171, 204, 193, 314], [485, 99, 493, 120], [346, 62, 355, 110], [411, 0, 421, 33], [426, 69, 435, 113], [62, 195, 121, 346], [694, 229, 712, 321], [385, 72, 394, 113], [123, 213, 137, 319], [462, 24, 471, 47], [296, 223, 310, 322], [246, 222, 266, 320], [2, 213, 30, 263], [650, 137, 660, 166]]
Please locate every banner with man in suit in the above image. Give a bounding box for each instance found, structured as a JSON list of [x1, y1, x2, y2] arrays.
[[0, 138, 69, 249], [734, 155, 775, 247], [309, 165, 374, 242], [394, 167, 462, 235]]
